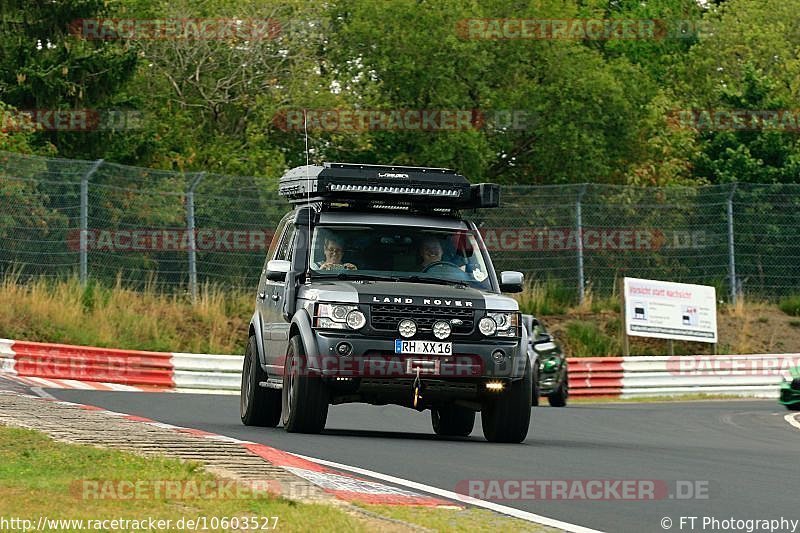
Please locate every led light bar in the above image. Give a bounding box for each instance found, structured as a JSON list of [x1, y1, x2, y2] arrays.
[[278, 162, 499, 209]]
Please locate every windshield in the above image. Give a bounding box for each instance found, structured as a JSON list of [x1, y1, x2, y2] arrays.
[[309, 225, 493, 290]]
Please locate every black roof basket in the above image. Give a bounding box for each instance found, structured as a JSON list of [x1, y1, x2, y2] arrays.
[[278, 162, 499, 210]]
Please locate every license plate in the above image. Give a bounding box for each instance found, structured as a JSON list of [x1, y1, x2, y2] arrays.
[[394, 339, 452, 355]]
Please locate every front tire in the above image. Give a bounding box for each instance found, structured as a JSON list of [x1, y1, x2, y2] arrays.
[[481, 359, 533, 443], [282, 335, 329, 433], [431, 405, 475, 437], [240, 335, 281, 427], [548, 372, 568, 407]]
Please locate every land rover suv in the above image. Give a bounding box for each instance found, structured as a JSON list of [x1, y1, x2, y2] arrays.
[[240, 163, 534, 442]]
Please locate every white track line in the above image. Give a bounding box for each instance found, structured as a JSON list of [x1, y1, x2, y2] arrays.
[[784, 413, 800, 431], [30, 387, 56, 399], [292, 453, 605, 533]]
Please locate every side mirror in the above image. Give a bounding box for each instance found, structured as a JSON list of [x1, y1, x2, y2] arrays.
[[266, 259, 290, 282], [533, 341, 557, 354], [499, 271, 524, 293]]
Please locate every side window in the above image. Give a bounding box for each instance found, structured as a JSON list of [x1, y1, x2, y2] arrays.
[[275, 225, 296, 261], [268, 213, 293, 261]]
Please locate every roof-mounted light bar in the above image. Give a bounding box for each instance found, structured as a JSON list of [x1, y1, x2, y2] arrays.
[[278, 162, 499, 209]]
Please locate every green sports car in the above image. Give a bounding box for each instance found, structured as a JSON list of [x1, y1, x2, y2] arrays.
[[779, 365, 800, 411], [522, 315, 568, 407]]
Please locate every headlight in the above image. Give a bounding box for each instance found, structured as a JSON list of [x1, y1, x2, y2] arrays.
[[315, 303, 364, 330], [484, 311, 519, 337]]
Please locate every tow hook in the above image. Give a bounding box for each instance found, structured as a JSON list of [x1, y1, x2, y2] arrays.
[[412, 368, 424, 410]]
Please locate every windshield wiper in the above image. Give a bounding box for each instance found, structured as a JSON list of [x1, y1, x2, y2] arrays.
[[311, 272, 401, 282], [402, 275, 468, 288]]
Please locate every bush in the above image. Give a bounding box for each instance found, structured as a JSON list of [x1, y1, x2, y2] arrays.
[[779, 295, 800, 316], [563, 320, 620, 357]]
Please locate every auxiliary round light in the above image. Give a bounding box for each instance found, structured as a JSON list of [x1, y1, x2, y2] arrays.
[[432, 320, 452, 340], [478, 316, 497, 336], [398, 319, 417, 338], [346, 310, 366, 330]]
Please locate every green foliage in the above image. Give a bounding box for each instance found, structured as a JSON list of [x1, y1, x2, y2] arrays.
[[514, 280, 574, 316], [779, 296, 800, 317], [564, 319, 620, 357]]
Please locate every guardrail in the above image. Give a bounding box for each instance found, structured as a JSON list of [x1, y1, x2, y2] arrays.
[[570, 355, 799, 399], [1, 339, 794, 399]]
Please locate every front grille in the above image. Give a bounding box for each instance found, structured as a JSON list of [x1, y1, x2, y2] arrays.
[[370, 304, 474, 334]]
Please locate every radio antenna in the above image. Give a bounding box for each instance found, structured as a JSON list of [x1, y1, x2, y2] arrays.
[[304, 109, 312, 283]]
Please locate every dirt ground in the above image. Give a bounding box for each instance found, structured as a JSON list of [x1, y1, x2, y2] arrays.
[[540, 303, 800, 356]]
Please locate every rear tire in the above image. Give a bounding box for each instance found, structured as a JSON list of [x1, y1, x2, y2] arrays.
[[548, 373, 568, 407], [786, 403, 800, 411], [431, 405, 475, 437], [240, 336, 281, 427], [282, 335, 329, 433], [481, 359, 532, 443]]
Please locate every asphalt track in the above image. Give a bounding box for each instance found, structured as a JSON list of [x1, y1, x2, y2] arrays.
[[37, 388, 800, 533]]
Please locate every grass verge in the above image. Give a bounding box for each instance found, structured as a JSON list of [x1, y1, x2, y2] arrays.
[[0, 425, 554, 533], [0, 274, 251, 354], [0, 426, 362, 532]]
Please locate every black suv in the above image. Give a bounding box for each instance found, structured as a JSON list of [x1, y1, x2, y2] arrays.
[[240, 163, 534, 442]]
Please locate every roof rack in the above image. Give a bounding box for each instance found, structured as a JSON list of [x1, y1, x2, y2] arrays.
[[278, 162, 499, 209]]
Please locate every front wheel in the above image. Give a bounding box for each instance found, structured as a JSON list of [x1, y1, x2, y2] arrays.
[[240, 336, 281, 427], [548, 372, 568, 407], [431, 405, 475, 437], [481, 359, 532, 443], [282, 335, 329, 433]]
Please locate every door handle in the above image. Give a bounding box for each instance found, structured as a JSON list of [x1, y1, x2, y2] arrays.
[[271, 294, 280, 301]]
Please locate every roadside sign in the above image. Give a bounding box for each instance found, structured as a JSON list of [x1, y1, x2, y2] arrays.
[[623, 277, 717, 343]]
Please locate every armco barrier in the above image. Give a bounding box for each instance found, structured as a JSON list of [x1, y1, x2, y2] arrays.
[[0, 338, 794, 399]]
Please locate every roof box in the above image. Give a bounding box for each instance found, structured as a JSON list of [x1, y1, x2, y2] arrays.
[[278, 162, 499, 209]]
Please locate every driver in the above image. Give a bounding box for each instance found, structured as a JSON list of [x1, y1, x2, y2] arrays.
[[316, 235, 357, 270], [419, 237, 443, 269]]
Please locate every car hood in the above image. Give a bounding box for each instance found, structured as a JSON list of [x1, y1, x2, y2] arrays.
[[297, 280, 518, 311]]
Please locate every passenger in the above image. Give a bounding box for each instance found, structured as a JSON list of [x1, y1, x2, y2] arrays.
[[316, 235, 357, 270]]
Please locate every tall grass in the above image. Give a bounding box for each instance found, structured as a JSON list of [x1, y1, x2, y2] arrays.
[[0, 274, 251, 354], [562, 320, 620, 357], [514, 279, 575, 315], [779, 295, 800, 317]]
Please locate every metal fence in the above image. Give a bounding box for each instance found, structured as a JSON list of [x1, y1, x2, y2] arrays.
[[2, 150, 800, 302]]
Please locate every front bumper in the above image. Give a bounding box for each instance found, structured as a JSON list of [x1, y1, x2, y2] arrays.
[[307, 331, 526, 380], [778, 380, 800, 407]]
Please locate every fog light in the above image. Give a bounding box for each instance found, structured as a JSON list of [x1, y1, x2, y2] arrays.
[[491, 350, 505, 363], [336, 342, 352, 356], [486, 381, 505, 391]]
